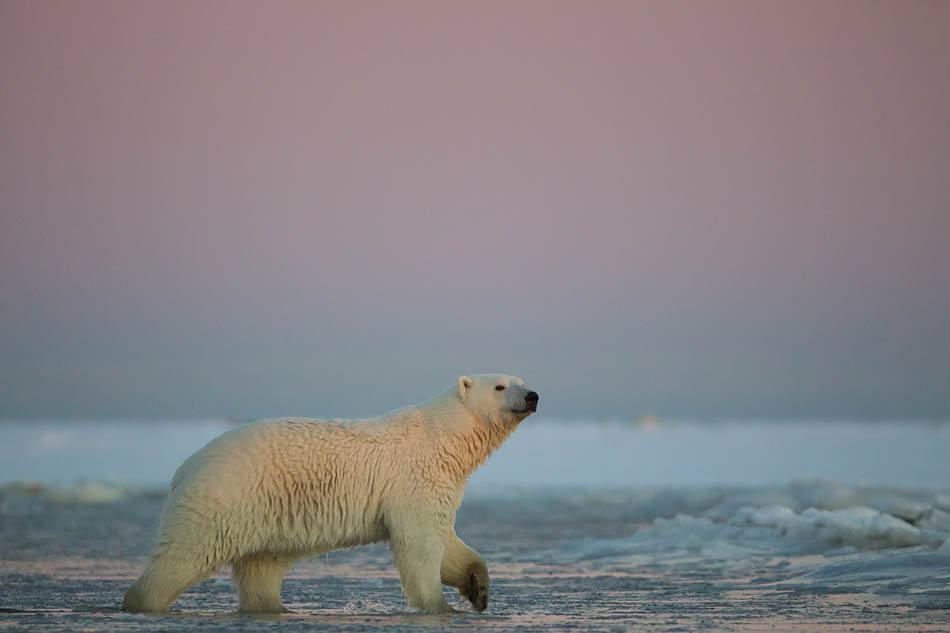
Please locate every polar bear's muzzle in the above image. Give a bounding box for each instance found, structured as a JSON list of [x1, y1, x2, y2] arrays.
[[512, 390, 539, 415]]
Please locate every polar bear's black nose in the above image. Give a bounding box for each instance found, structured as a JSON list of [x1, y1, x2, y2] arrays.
[[525, 391, 539, 404]]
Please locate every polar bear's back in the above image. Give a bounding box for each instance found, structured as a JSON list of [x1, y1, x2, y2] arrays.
[[172, 417, 395, 487]]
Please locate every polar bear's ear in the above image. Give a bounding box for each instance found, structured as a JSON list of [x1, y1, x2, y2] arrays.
[[457, 375, 474, 397]]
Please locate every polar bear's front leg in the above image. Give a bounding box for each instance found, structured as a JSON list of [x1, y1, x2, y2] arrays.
[[441, 531, 489, 612], [389, 524, 459, 614]]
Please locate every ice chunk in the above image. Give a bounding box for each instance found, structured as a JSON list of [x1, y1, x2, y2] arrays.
[[563, 504, 947, 567], [44, 481, 128, 504], [730, 506, 930, 550]]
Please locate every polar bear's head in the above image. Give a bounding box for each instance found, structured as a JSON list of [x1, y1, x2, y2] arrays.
[[457, 374, 539, 424]]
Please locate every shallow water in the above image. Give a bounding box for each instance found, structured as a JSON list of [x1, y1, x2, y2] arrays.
[[2, 419, 949, 631]]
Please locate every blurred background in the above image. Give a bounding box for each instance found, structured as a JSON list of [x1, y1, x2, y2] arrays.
[[2, 0, 948, 423]]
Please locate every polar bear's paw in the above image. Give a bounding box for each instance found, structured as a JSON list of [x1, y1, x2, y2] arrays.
[[461, 571, 489, 612]]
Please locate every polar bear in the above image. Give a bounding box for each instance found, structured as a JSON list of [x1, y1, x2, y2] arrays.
[[122, 374, 538, 614]]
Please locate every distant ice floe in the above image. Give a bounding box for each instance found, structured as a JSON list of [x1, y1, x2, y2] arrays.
[[43, 481, 130, 504], [0, 480, 145, 507]]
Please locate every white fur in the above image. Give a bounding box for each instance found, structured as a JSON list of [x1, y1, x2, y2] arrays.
[[122, 374, 537, 614]]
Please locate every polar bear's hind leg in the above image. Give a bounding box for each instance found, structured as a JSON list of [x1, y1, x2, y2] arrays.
[[231, 554, 296, 613], [122, 552, 214, 612]]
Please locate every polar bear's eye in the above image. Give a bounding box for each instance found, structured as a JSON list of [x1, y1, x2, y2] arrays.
[[495, 385, 506, 391]]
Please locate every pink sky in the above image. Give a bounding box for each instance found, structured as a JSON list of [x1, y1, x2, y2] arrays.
[[1, 1, 948, 419]]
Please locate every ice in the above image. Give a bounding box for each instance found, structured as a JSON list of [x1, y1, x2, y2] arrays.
[[113, 613, 149, 620], [342, 599, 404, 614], [43, 481, 129, 504], [730, 505, 935, 550], [562, 504, 941, 564], [784, 550, 950, 606], [532, 483, 950, 608], [528, 481, 950, 585], [796, 552, 950, 584]]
